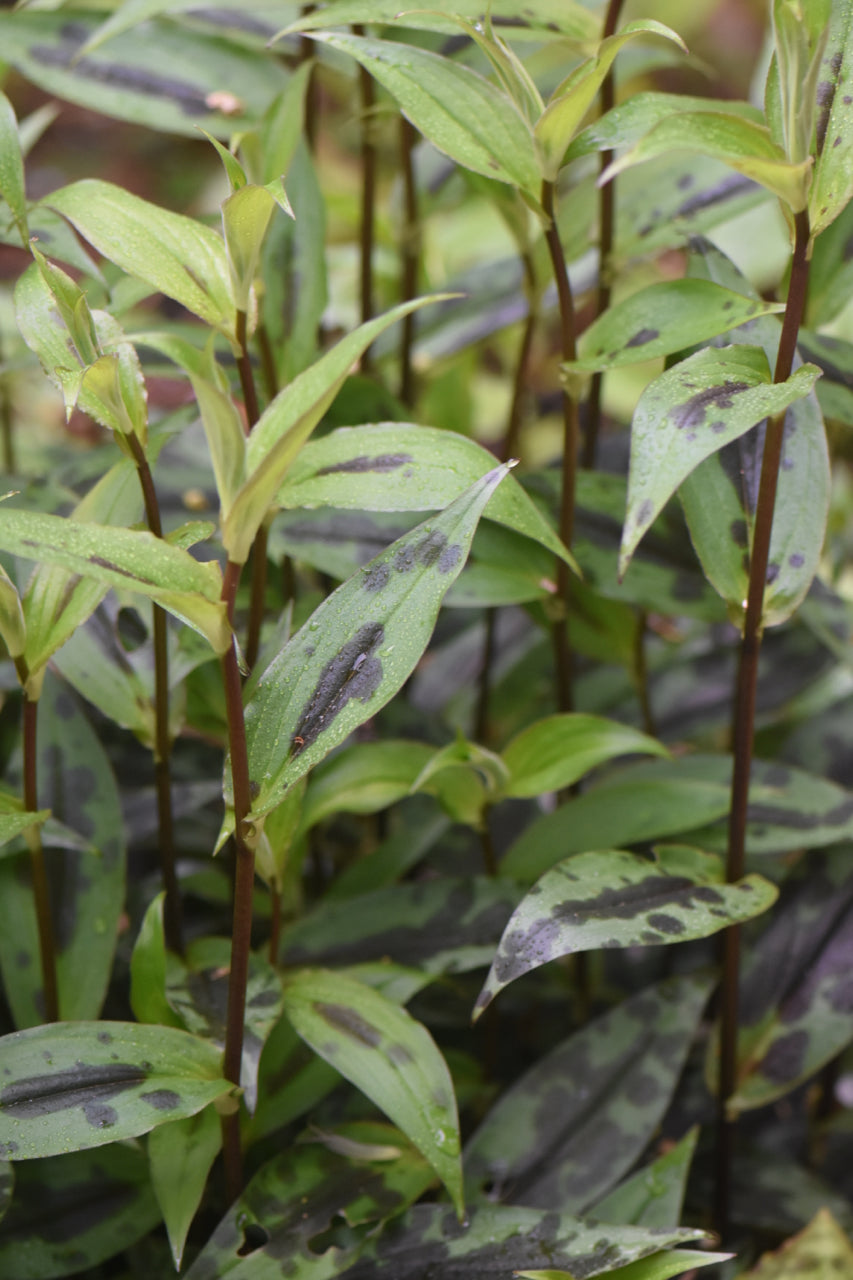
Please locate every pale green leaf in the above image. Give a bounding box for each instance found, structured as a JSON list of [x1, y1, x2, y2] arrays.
[[0, 90, 27, 245], [501, 713, 669, 798], [277, 0, 599, 42], [149, 1106, 221, 1270]]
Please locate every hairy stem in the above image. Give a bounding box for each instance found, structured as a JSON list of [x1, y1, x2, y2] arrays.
[[127, 434, 183, 955], [542, 178, 580, 713], [354, 25, 376, 369], [399, 116, 419, 407], [714, 206, 811, 1243], [21, 693, 59, 1023], [220, 558, 255, 1201], [583, 0, 625, 470]]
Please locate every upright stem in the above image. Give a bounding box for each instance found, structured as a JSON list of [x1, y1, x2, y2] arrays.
[[235, 308, 267, 671], [714, 207, 811, 1243], [354, 25, 376, 369], [503, 252, 538, 462], [583, 0, 625, 470], [256, 322, 279, 404], [1, 366, 15, 474], [475, 608, 497, 744], [235, 310, 260, 431], [301, 5, 318, 150], [21, 693, 59, 1023], [127, 434, 183, 956], [541, 178, 580, 713], [220, 558, 256, 1201], [399, 116, 419, 407]]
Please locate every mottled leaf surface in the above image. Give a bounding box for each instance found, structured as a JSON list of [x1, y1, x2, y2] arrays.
[[465, 975, 711, 1212], [501, 714, 668, 799], [0, 1144, 160, 1280], [335, 1202, 705, 1280], [277, 424, 575, 569], [808, 3, 853, 238], [283, 968, 463, 1214], [746, 1209, 853, 1279], [185, 1129, 435, 1280], [0, 1021, 231, 1160], [279, 878, 520, 975], [244, 466, 511, 826], [620, 345, 820, 576], [149, 1105, 221, 1270], [590, 1129, 699, 1228], [476, 851, 775, 1015], [568, 280, 783, 373], [0, 673, 125, 1027]]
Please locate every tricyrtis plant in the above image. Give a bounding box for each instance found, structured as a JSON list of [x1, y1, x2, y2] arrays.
[[0, 1, 851, 1277]]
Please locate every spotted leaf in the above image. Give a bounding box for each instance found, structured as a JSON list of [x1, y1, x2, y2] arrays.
[[808, 3, 853, 239], [0, 1021, 232, 1160], [282, 968, 464, 1216]]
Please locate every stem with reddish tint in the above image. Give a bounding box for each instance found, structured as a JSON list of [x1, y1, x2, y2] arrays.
[[714, 206, 811, 1244], [19, 689, 59, 1022], [220, 557, 256, 1202], [583, 0, 625, 470], [235, 308, 267, 671], [541, 178, 580, 713], [354, 25, 376, 369], [399, 116, 419, 407], [127, 433, 183, 955]]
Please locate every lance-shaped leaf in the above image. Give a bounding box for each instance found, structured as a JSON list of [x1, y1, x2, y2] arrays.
[[282, 968, 463, 1216], [465, 974, 712, 1212], [0, 90, 27, 245], [278, 423, 576, 570], [337, 1204, 706, 1280], [243, 464, 512, 825], [278, 0, 599, 42], [222, 180, 292, 311], [566, 91, 764, 163], [225, 296, 445, 564], [517, 1252, 729, 1280], [602, 111, 813, 211], [500, 713, 669, 799], [591, 1128, 699, 1228], [619, 345, 820, 577], [0, 808, 48, 854], [0, 509, 230, 655], [0, 1021, 232, 1159], [44, 179, 235, 339], [299, 32, 541, 200], [149, 1105, 221, 1270], [0, 563, 24, 660], [475, 848, 776, 1017], [808, 3, 853, 239], [298, 740, 434, 834], [0, 1144, 160, 1279], [534, 20, 686, 182], [745, 1210, 853, 1279], [566, 280, 784, 373]]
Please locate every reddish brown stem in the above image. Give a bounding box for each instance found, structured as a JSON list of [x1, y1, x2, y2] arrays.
[[714, 206, 811, 1243], [235, 309, 267, 671], [399, 115, 419, 406], [354, 25, 376, 369], [22, 694, 59, 1023]]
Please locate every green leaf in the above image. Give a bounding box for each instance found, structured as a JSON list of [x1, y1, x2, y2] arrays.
[[500, 713, 669, 799], [566, 91, 764, 163], [518, 1253, 730, 1280], [808, 3, 853, 239], [0, 90, 28, 245], [282, 968, 464, 1216], [227, 297, 444, 563], [0, 562, 25, 660], [620, 345, 820, 577], [501, 757, 732, 884], [602, 111, 813, 211], [278, 0, 599, 42], [771, 0, 831, 167], [300, 32, 541, 200], [222, 181, 291, 312], [0, 810, 48, 854], [0, 1021, 232, 1160], [465, 974, 712, 1212], [0, 507, 230, 655], [298, 740, 435, 835], [745, 1210, 853, 1279], [475, 850, 776, 1016], [334, 1204, 705, 1280], [243, 464, 512, 827], [0, 1159, 11, 1225], [591, 1128, 699, 1228], [130, 894, 184, 1029], [566, 280, 784, 373], [277, 423, 577, 571], [0, 10, 287, 140], [534, 21, 687, 182], [44, 179, 235, 338], [0, 1145, 160, 1279], [149, 1105, 221, 1270]]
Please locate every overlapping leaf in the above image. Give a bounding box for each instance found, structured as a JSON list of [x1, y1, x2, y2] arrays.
[[278, 0, 599, 42], [149, 1106, 221, 1270], [500, 713, 668, 798], [591, 1128, 699, 1228], [808, 2, 853, 239]]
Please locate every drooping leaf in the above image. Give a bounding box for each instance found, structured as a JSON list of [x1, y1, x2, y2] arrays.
[[298, 32, 541, 200], [243, 464, 512, 828], [602, 110, 813, 211], [475, 850, 775, 1016], [0, 507, 230, 655], [277, 423, 576, 569], [808, 4, 853, 239], [619, 344, 820, 577], [0, 1021, 232, 1160], [500, 713, 668, 799], [465, 974, 712, 1212], [590, 1128, 699, 1228], [567, 280, 784, 373], [282, 968, 464, 1216], [44, 179, 235, 338], [149, 1105, 222, 1271], [0, 1144, 160, 1280]]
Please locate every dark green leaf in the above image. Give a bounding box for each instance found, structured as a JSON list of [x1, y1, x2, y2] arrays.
[[283, 968, 463, 1215], [590, 1129, 699, 1228], [465, 974, 712, 1211], [808, 2, 853, 239], [518, 1252, 729, 1280], [130, 893, 184, 1030], [149, 1105, 221, 1270], [0, 1021, 232, 1159]]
